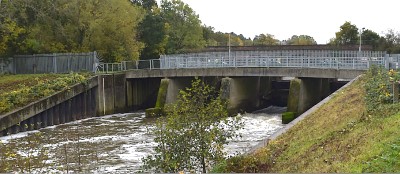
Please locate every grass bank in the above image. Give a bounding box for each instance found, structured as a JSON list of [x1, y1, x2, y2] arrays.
[[0, 73, 90, 114], [0, 74, 61, 94], [217, 68, 400, 172]]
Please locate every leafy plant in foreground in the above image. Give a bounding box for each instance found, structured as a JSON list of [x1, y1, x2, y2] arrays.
[[142, 78, 243, 173]]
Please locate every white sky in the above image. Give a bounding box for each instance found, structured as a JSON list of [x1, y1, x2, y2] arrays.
[[160, 0, 400, 44]]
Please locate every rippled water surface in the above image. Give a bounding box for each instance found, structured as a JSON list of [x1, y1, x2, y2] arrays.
[[0, 106, 285, 173]]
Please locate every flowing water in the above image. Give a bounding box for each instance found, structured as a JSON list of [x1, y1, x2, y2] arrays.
[[0, 106, 285, 173]]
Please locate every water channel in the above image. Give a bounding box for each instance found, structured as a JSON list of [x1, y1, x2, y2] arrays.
[[0, 106, 285, 173]]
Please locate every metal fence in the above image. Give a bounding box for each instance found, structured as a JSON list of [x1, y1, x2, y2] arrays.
[[159, 50, 387, 70], [95, 50, 394, 73], [0, 58, 13, 74], [388, 54, 400, 69], [95, 60, 161, 73], [9, 52, 99, 74]]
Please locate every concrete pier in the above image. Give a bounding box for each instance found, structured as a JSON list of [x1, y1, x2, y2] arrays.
[[287, 78, 332, 115]]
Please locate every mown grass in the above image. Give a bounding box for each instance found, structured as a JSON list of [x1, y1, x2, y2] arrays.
[[220, 74, 400, 173]]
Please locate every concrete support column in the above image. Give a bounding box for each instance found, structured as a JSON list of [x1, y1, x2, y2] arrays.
[[155, 78, 170, 108], [221, 77, 261, 115], [287, 77, 331, 115], [166, 77, 194, 104]]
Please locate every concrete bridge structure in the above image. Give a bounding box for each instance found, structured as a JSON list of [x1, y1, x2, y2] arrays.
[[121, 49, 389, 116], [1, 49, 395, 136]]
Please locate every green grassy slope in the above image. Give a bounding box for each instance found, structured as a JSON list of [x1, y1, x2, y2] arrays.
[[0, 74, 61, 94], [222, 75, 400, 173], [0, 73, 89, 114]]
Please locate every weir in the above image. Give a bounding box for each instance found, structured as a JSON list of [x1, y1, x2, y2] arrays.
[[0, 71, 349, 136]]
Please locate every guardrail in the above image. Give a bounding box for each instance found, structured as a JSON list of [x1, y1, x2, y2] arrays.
[[95, 60, 161, 73], [95, 50, 394, 73], [159, 56, 386, 70]]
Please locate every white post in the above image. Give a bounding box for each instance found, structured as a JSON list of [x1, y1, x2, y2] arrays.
[[228, 33, 231, 65], [102, 77, 106, 115]]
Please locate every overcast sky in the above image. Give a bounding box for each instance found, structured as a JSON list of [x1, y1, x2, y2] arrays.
[[163, 0, 400, 44]]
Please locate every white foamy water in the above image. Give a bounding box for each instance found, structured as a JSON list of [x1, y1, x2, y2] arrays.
[[0, 106, 285, 173]]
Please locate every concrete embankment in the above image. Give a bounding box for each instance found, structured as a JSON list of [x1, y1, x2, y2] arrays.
[[0, 74, 148, 136]]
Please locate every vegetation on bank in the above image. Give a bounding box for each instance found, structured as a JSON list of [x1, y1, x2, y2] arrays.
[[142, 78, 242, 173], [215, 66, 400, 172], [2, 0, 400, 63], [0, 73, 89, 114]]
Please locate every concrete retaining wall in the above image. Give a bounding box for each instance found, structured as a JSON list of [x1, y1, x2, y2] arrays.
[[0, 77, 98, 136]]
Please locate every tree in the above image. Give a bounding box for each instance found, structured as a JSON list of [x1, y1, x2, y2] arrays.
[[0, 0, 145, 62], [382, 29, 400, 53], [161, 0, 205, 54], [138, 8, 168, 60], [131, 0, 157, 11], [330, 21, 359, 45], [142, 78, 242, 173], [286, 35, 317, 45], [361, 29, 381, 50], [253, 34, 279, 46], [0, 18, 26, 57], [202, 25, 218, 46]]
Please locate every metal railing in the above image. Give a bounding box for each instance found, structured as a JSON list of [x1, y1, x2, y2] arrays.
[[159, 56, 386, 70], [95, 50, 393, 73], [95, 59, 161, 73]]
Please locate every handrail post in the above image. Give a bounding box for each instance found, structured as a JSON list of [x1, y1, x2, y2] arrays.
[[150, 60, 153, 70], [106, 64, 109, 73]]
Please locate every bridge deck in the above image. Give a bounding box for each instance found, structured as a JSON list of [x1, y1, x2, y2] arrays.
[[125, 67, 365, 79]]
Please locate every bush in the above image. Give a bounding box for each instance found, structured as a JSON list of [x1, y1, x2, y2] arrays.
[[364, 65, 393, 115]]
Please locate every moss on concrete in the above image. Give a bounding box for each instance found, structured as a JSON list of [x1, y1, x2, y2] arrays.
[[287, 78, 301, 113], [282, 112, 296, 124], [155, 79, 169, 108]]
